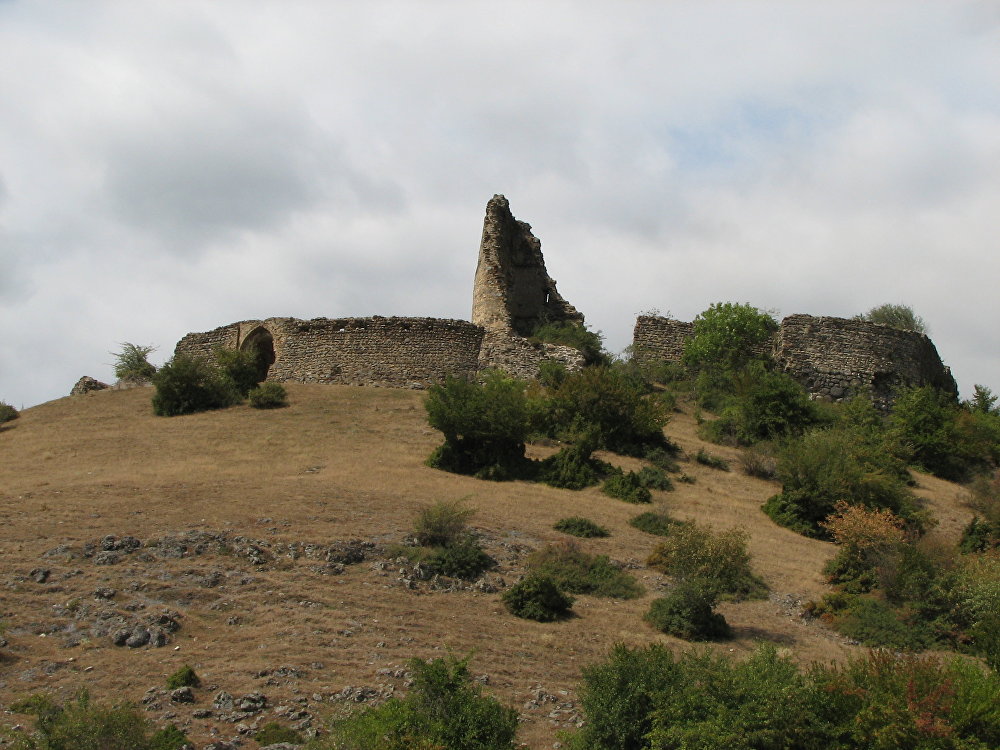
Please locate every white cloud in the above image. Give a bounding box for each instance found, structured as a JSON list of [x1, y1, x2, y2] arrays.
[[0, 0, 998, 405]]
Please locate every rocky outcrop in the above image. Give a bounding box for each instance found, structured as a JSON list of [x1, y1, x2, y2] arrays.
[[70, 376, 109, 396]]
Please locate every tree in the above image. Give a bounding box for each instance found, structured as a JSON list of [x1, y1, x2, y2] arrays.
[[112, 343, 157, 382], [682, 302, 778, 374], [968, 384, 999, 416], [858, 304, 927, 335]]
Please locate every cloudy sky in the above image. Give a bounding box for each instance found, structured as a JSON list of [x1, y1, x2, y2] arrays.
[[2, 1, 998, 408]]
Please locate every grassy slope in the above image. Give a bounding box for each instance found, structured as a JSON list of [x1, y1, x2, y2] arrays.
[[0, 384, 975, 747]]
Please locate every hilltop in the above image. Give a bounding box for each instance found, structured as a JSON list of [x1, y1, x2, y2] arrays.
[[0, 384, 976, 748]]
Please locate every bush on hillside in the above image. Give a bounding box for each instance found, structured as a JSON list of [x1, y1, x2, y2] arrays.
[[327, 654, 518, 750], [553, 517, 610, 538], [407, 500, 495, 580], [112, 342, 157, 382], [601, 471, 652, 504], [248, 381, 287, 409], [544, 365, 672, 457], [0, 400, 19, 424], [413, 499, 476, 548], [527, 541, 642, 599], [629, 511, 683, 537], [682, 302, 778, 376], [646, 521, 767, 601], [165, 665, 199, 690], [762, 426, 920, 538], [214, 347, 264, 398], [644, 579, 732, 641], [425, 371, 531, 480], [537, 437, 611, 490], [253, 722, 303, 746], [151, 353, 241, 417], [9, 690, 158, 750], [502, 574, 574, 622], [425, 536, 495, 580], [740, 442, 778, 478]]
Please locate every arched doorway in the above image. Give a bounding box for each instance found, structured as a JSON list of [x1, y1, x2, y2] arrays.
[[240, 327, 276, 381]]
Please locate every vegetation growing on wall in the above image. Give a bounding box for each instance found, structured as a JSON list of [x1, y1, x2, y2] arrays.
[[858, 302, 928, 334]]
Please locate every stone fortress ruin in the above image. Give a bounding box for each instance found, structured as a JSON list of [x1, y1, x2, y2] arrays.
[[174, 195, 956, 405]]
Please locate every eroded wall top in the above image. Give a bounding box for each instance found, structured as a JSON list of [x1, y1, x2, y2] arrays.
[[472, 195, 583, 337]]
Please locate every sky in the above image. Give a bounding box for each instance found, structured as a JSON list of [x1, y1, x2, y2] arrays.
[[1, 1, 998, 408]]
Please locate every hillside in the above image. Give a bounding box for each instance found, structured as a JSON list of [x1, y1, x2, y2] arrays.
[[0, 384, 976, 748]]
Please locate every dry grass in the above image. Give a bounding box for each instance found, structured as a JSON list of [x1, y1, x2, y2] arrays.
[[0, 384, 974, 748]]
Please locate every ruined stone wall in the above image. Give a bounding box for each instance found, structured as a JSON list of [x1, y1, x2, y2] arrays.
[[477, 331, 586, 381], [776, 315, 957, 406], [175, 317, 485, 389], [472, 195, 583, 337], [630, 313, 956, 405], [632, 316, 695, 364]]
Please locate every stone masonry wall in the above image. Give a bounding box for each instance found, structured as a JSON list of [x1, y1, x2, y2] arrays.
[[175, 317, 484, 389], [631, 313, 956, 406]]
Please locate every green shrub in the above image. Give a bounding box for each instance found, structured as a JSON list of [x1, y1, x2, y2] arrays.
[[537, 360, 568, 389], [413, 500, 476, 548], [502, 574, 574, 622], [647, 521, 767, 601], [531, 321, 606, 365], [858, 302, 928, 334], [527, 542, 642, 599], [328, 654, 518, 750], [635, 465, 673, 491], [762, 426, 919, 538], [694, 448, 729, 471], [0, 400, 19, 424], [682, 302, 778, 375], [601, 471, 652, 504], [629, 511, 682, 537], [644, 579, 731, 640], [537, 439, 609, 490], [553, 517, 610, 538], [214, 346, 264, 397], [151, 353, 240, 417], [165, 665, 199, 690], [960, 517, 1000, 553], [248, 381, 288, 409], [425, 372, 531, 480], [253, 721, 303, 745], [544, 365, 671, 457], [9, 690, 154, 750], [643, 446, 680, 473], [149, 725, 189, 750], [112, 342, 157, 382], [426, 536, 495, 580]]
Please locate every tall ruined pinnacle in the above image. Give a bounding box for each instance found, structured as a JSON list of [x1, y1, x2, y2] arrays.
[[471, 194, 584, 337]]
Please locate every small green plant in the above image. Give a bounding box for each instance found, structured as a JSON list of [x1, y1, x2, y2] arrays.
[[960, 517, 1000, 553], [601, 471, 652, 503], [644, 446, 680, 473], [629, 511, 682, 537], [858, 302, 928, 334], [530, 321, 606, 366], [537, 439, 609, 490], [328, 654, 518, 750], [248, 381, 288, 409], [9, 690, 154, 749], [149, 724, 190, 750], [253, 721, 303, 745], [165, 664, 199, 690], [425, 536, 495, 580], [414, 499, 475, 548], [527, 541, 642, 599], [502, 574, 574, 622], [647, 521, 768, 601], [635, 465, 673, 491], [151, 353, 240, 417], [0, 400, 19, 424], [644, 579, 732, 640], [553, 517, 610, 538], [739, 443, 778, 478], [214, 346, 264, 398], [694, 448, 730, 471], [112, 342, 157, 381]]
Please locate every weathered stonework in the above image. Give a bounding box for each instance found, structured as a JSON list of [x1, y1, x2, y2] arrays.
[[472, 195, 583, 337], [632, 314, 957, 407], [174, 196, 586, 387]]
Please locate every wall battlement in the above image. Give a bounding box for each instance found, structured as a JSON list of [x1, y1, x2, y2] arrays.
[[174, 196, 958, 401], [632, 313, 957, 406]]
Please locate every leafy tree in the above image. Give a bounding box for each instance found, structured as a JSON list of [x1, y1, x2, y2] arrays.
[[968, 384, 999, 416], [0, 400, 19, 424], [151, 353, 240, 417], [425, 371, 531, 480], [682, 302, 778, 374], [859, 303, 928, 334], [112, 343, 157, 382], [9, 691, 156, 750]]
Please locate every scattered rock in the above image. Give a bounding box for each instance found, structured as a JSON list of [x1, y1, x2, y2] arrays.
[[213, 691, 235, 711], [170, 686, 195, 703], [93, 587, 116, 600], [29, 568, 50, 584], [70, 376, 109, 396]]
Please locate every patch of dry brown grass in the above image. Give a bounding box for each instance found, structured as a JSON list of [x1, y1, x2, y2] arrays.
[[0, 384, 974, 747]]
